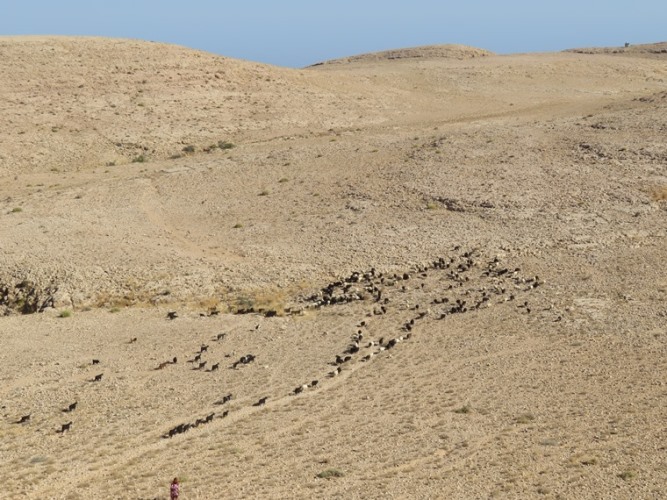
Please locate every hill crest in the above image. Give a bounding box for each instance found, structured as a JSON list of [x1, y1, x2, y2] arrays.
[[308, 44, 494, 66], [564, 40, 667, 58]]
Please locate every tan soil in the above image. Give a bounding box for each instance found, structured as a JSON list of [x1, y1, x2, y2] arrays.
[[1, 37, 666, 499]]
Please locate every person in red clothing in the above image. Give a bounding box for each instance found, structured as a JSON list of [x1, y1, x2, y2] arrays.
[[170, 477, 180, 499]]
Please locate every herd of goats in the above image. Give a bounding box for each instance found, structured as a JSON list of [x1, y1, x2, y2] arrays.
[[8, 247, 543, 442]]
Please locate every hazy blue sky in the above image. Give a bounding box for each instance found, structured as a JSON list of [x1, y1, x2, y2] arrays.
[[1, 1, 664, 67]]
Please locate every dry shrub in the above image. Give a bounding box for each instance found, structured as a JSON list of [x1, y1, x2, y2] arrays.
[[514, 413, 535, 424], [197, 296, 222, 311], [568, 453, 598, 467], [229, 287, 287, 315], [649, 185, 667, 201], [88, 278, 315, 314], [95, 290, 150, 308], [226, 280, 317, 316], [316, 468, 345, 479]]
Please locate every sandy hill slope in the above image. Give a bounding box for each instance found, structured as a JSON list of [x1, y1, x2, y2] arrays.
[[308, 43, 494, 66], [566, 40, 667, 58], [0, 36, 396, 178], [2, 37, 666, 308], [1, 37, 667, 499]]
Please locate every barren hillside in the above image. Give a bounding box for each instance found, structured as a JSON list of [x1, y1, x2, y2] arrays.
[[565, 40, 667, 58], [308, 43, 494, 66], [1, 37, 666, 499]]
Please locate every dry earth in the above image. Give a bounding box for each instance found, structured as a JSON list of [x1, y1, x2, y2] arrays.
[[1, 37, 666, 499]]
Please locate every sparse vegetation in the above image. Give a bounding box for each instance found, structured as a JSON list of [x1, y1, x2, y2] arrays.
[[259, 190, 269, 196], [278, 177, 289, 183], [233, 223, 243, 228], [454, 405, 471, 414], [539, 438, 559, 446], [618, 470, 636, 481], [569, 454, 598, 467], [229, 287, 287, 316], [316, 468, 344, 479], [11, 207, 23, 213], [58, 310, 72, 318], [514, 413, 535, 424], [182, 145, 196, 153], [218, 141, 234, 150], [650, 185, 667, 201], [132, 155, 146, 163]]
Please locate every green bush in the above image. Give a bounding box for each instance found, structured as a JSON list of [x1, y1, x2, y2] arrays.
[[316, 469, 344, 479], [618, 471, 635, 481]]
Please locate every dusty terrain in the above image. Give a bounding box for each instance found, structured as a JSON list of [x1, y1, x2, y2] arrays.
[[1, 37, 666, 499]]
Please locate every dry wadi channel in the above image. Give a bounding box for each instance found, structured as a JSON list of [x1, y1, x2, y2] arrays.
[[0, 37, 666, 499]]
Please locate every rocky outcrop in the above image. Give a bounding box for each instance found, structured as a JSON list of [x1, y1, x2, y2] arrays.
[[0, 279, 58, 315]]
